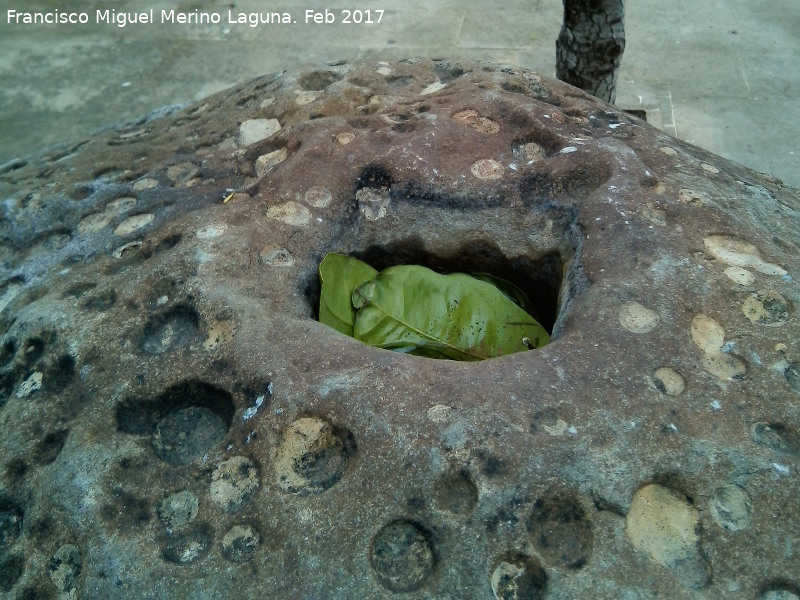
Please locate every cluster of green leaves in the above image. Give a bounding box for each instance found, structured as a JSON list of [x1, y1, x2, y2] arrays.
[[319, 253, 549, 361]]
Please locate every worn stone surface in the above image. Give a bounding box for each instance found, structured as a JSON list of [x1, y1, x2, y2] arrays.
[[1, 58, 799, 598]]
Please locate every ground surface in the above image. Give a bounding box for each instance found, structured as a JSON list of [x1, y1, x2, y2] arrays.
[[1, 58, 799, 599], [0, 0, 798, 187]]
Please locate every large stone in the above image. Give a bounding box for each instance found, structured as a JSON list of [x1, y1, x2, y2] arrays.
[[0, 59, 799, 598]]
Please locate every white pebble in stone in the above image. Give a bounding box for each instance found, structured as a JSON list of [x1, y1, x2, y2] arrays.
[[210, 456, 259, 513], [704, 235, 786, 276], [77, 212, 112, 234], [470, 159, 504, 180], [16, 371, 43, 398], [132, 177, 158, 191], [196, 223, 228, 239], [701, 163, 720, 174], [709, 484, 751, 532], [626, 484, 710, 589], [158, 490, 199, 529], [376, 66, 391, 76], [653, 367, 685, 396], [238, 118, 281, 146], [114, 213, 154, 236], [304, 186, 332, 208], [619, 302, 659, 333], [255, 148, 288, 177], [335, 132, 355, 145], [724, 266, 755, 286], [690, 314, 725, 353], [659, 146, 678, 156], [420, 81, 446, 95], [105, 196, 137, 216], [266, 201, 311, 226], [260, 246, 294, 267]]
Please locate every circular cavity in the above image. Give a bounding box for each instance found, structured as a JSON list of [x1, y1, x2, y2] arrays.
[[709, 484, 752, 532], [786, 362, 800, 394], [114, 213, 154, 236], [0, 499, 23, 548], [691, 314, 725, 353], [619, 302, 659, 333], [653, 367, 686, 396], [749, 422, 800, 456], [210, 456, 260, 513], [369, 520, 436, 593], [161, 524, 213, 565], [742, 290, 790, 326], [221, 524, 261, 563], [274, 417, 351, 496], [527, 491, 593, 570], [0, 553, 24, 592], [490, 554, 548, 600], [470, 159, 504, 180], [49, 544, 82, 593], [304, 185, 333, 208], [762, 592, 800, 600], [152, 406, 227, 466], [158, 490, 199, 530], [452, 110, 500, 134], [266, 201, 311, 226], [513, 141, 546, 162], [434, 471, 478, 515], [724, 266, 755, 286]]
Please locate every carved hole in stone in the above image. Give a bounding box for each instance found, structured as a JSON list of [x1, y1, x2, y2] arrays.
[[161, 523, 213, 565], [140, 303, 201, 354], [274, 417, 356, 496], [434, 469, 478, 515], [490, 552, 548, 600], [0, 497, 24, 549], [44, 354, 75, 394], [115, 380, 235, 466], [308, 238, 564, 337], [61, 281, 97, 299], [34, 429, 69, 465], [1, 339, 16, 368], [749, 422, 800, 456], [297, 70, 342, 91], [369, 520, 437, 593], [526, 490, 594, 570], [0, 553, 25, 592], [80, 288, 117, 312]]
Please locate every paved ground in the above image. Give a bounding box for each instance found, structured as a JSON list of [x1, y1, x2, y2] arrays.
[[1, 0, 798, 187]]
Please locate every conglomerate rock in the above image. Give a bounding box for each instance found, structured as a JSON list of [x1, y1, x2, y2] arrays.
[[1, 58, 799, 599]]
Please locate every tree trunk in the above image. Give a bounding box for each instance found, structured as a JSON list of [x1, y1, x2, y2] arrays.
[[556, 0, 626, 104]]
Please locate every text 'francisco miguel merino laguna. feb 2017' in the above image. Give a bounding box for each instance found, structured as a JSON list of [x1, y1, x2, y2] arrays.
[[6, 8, 385, 27]]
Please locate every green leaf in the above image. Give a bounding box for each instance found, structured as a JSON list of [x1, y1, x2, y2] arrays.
[[319, 253, 378, 336], [469, 273, 540, 319], [352, 265, 549, 360]]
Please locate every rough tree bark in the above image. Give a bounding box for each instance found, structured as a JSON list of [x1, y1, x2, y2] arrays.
[[556, 0, 626, 104]]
